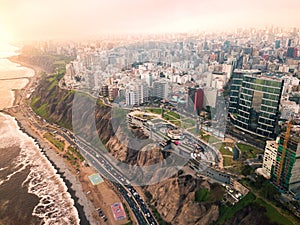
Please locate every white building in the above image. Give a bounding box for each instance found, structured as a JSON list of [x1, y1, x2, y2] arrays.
[[282, 75, 299, 95], [153, 80, 169, 99], [125, 81, 149, 106], [261, 140, 278, 179], [280, 100, 300, 119], [141, 72, 153, 87], [222, 64, 233, 81]]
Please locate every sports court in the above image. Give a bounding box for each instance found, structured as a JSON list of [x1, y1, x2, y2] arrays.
[[111, 202, 126, 221], [88, 173, 104, 185]]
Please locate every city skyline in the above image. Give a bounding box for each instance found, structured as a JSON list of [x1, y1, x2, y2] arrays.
[[1, 0, 300, 41]]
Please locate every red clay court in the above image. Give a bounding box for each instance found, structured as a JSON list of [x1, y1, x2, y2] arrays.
[[111, 202, 126, 221]]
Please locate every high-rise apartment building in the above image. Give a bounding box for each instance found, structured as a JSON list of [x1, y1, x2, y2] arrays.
[[153, 80, 169, 100], [271, 130, 300, 199], [261, 140, 278, 179], [125, 82, 148, 106], [229, 70, 284, 138], [101, 85, 109, 97]]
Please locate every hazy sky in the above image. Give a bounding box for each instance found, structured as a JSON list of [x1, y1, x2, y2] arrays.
[[0, 0, 299, 41]]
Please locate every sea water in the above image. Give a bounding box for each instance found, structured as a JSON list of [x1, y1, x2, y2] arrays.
[[0, 43, 80, 225]]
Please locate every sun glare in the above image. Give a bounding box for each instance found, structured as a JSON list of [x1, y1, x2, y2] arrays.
[[0, 26, 14, 43]]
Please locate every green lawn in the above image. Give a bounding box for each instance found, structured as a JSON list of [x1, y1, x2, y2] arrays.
[[165, 111, 180, 119], [47, 79, 58, 91], [34, 103, 49, 118], [226, 163, 244, 174], [181, 117, 196, 125], [255, 198, 293, 225], [171, 120, 181, 127], [146, 108, 162, 115], [223, 156, 234, 167], [68, 146, 85, 162], [181, 122, 194, 129], [218, 192, 257, 224], [236, 143, 263, 158], [30, 96, 41, 106], [240, 178, 299, 225], [214, 143, 234, 156], [44, 132, 65, 151], [180, 118, 196, 129], [189, 127, 198, 135], [217, 192, 293, 225]]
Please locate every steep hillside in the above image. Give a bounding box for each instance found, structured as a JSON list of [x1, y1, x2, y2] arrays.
[[144, 171, 221, 225], [31, 73, 74, 129], [30, 72, 285, 225]]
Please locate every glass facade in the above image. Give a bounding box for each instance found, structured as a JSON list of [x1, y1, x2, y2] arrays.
[[228, 72, 243, 113], [229, 73, 283, 138]]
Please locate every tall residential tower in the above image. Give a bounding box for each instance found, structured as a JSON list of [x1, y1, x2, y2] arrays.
[[229, 70, 284, 138], [271, 126, 300, 199]]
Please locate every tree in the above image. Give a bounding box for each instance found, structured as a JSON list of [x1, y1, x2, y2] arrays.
[[241, 165, 253, 176], [261, 182, 280, 201]]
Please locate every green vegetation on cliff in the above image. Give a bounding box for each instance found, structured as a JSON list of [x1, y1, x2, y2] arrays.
[[195, 188, 211, 202], [30, 68, 74, 130], [27, 53, 299, 225], [217, 192, 294, 225]]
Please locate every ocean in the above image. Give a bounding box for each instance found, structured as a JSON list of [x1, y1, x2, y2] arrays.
[[0, 43, 80, 225]]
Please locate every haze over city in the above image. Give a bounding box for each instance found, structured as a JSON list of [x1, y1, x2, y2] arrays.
[[1, 1, 300, 225], [0, 0, 300, 41]]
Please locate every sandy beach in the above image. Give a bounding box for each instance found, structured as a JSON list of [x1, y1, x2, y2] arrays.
[[1, 58, 94, 224], [2, 56, 132, 225]]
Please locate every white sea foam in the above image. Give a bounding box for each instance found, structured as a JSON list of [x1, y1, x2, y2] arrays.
[[0, 166, 8, 171], [0, 113, 80, 225]]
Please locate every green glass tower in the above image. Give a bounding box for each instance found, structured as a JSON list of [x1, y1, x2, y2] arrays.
[[229, 70, 283, 138], [228, 70, 261, 113]]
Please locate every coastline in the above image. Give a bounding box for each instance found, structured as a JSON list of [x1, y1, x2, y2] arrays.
[[8, 56, 39, 107], [11, 114, 90, 225], [3, 58, 95, 225], [9, 55, 44, 77]]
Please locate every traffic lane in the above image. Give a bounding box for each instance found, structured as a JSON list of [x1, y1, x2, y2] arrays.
[[79, 140, 157, 225], [28, 107, 157, 225], [20, 81, 154, 224], [78, 145, 150, 225]]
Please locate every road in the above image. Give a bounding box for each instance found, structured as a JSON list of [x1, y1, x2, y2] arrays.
[[3, 73, 158, 225], [75, 138, 157, 225], [20, 110, 158, 225], [151, 123, 220, 165]]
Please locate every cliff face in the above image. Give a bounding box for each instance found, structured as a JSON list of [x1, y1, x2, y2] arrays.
[[31, 74, 282, 225], [145, 172, 220, 225], [31, 75, 223, 224], [31, 75, 74, 129]]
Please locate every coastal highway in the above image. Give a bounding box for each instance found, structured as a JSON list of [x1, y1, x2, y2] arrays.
[[5, 97, 157, 224], [76, 138, 157, 225], [19, 109, 157, 225], [1, 65, 159, 225]]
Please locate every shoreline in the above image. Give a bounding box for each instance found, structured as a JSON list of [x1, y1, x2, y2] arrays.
[[7, 113, 90, 225], [2, 57, 94, 225], [8, 57, 38, 107], [9, 55, 44, 77]]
